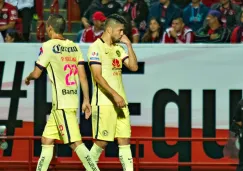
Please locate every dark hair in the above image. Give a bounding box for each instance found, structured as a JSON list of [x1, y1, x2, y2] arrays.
[[46, 14, 66, 34], [104, 13, 127, 29], [172, 17, 183, 22], [6, 29, 23, 42], [142, 17, 163, 43]]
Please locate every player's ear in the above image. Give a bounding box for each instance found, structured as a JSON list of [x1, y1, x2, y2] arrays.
[[107, 26, 112, 34]]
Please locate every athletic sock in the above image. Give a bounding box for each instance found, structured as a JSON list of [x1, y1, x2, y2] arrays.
[[89, 143, 104, 163], [119, 145, 134, 171], [36, 145, 54, 171], [75, 143, 100, 171]]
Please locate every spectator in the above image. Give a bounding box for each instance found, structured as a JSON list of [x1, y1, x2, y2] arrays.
[[122, 12, 140, 43], [183, 0, 209, 32], [148, 0, 181, 32], [122, 0, 148, 36], [4, 28, 22, 42], [79, 11, 106, 43], [195, 10, 231, 43], [0, 0, 17, 38], [211, 0, 241, 31], [162, 17, 194, 43], [81, 0, 121, 29], [17, 0, 34, 42], [142, 17, 163, 43], [230, 11, 243, 43]]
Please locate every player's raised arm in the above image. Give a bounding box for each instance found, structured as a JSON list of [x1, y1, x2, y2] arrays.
[[120, 35, 138, 72]]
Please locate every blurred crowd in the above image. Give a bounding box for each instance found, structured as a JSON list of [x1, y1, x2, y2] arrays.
[[1, 0, 243, 43], [77, 0, 243, 44], [0, 0, 38, 43]]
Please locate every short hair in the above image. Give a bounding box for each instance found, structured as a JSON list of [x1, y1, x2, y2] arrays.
[[46, 14, 66, 34], [172, 17, 184, 23], [104, 14, 127, 30]]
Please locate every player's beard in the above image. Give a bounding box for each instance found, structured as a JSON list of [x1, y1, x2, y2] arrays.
[[111, 36, 121, 44]]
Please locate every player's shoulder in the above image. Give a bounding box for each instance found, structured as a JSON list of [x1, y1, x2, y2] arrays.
[[89, 38, 102, 49], [114, 43, 125, 51]]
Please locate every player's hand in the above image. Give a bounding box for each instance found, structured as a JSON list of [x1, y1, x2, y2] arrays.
[[83, 22, 90, 29], [169, 28, 177, 38], [210, 34, 219, 40], [25, 77, 30, 86], [113, 93, 126, 108], [120, 35, 131, 45], [82, 100, 91, 119]]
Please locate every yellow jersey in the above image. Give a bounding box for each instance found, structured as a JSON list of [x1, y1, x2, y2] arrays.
[[36, 39, 84, 109], [88, 38, 129, 106]]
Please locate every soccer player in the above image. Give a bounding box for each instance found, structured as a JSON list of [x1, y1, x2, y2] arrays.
[[87, 14, 138, 171], [24, 14, 100, 171]]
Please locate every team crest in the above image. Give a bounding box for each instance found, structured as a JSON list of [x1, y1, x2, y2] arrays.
[[102, 130, 108, 136], [3, 14, 8, 19], [116, 50, 121, 57]]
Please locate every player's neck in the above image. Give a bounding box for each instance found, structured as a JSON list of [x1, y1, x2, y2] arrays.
[[52, 33, 65, 40], [101, 33, 113, 46], [94, 26, 102, 32]]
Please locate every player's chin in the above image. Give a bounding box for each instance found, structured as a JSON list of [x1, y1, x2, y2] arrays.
[[116, 38, 122, 43]]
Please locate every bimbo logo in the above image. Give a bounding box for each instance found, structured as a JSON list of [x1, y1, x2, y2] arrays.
[[92, 52, 98, 56], [112, 59, 120, 68], [52, 44, 78, 54]]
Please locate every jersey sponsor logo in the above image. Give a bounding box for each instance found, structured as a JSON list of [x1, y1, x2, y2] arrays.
[[112, 59, 120, 68], [91, 52, 98, 56], [90, 57, 99, 61], [62, 89, 77, 95], [53, 44, 78, 54]]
